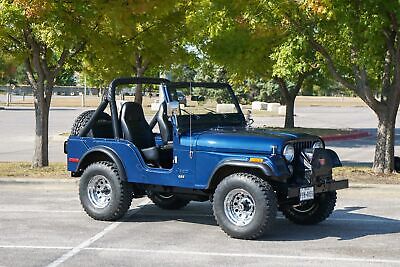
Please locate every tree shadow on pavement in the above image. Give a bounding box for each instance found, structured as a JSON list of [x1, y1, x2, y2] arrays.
[[124, 204, 400, 241]]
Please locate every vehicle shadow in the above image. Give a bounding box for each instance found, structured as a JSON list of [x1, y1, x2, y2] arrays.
[[125, 204, 400, 242], [266, 206, 400, 242]]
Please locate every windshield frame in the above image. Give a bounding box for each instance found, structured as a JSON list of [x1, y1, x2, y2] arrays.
[[168, 82, 244, 116], [167, 82, 246, 132]]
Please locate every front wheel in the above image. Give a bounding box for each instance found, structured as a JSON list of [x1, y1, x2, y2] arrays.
[[281, 191, 337, 225], [79, 161, 133, 221], [213, 173, 277, 240]]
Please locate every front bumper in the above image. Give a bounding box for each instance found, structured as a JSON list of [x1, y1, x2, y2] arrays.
[[287, 179, 349, 199]]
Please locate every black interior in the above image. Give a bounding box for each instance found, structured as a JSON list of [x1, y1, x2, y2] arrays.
[[90, 120, 114, 138], [120, 102, 159, 165], [120, 102, 173, 168], [149, 102, 173, 145]]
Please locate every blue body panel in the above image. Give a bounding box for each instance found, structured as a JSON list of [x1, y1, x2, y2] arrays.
[[67, 124, 314, 190]]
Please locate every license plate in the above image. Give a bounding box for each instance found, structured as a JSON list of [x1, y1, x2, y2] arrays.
[[300, 187, 314, 201]]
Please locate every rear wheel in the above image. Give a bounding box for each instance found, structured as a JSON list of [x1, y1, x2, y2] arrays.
[[281, 191, 337, 225], [148, 192, 190, 210], [79, 161, 133, 221], [213, 173, 277, 240]]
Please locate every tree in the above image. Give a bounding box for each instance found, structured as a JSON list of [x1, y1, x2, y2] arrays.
[[271, 0, 400, 173], [0, 1, 98, 167], [271, 36, 318, 128], [187, 1, 319, 128], [83, 0, 191, 104]]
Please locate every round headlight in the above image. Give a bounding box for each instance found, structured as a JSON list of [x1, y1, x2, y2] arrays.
[[283, 144, 295, 162], [313, 141, 324, 149]]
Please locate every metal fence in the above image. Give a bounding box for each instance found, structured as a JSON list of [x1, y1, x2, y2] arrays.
[[0, 85, 99, 96]]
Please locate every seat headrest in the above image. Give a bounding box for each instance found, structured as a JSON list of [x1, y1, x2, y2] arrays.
[[121, 102, 145, 122]]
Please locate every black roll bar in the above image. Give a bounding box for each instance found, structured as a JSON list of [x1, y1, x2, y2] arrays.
[[79, 77, 170, 139]]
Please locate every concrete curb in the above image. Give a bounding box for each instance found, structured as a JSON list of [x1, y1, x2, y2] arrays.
[[322, 131, 370, 142]]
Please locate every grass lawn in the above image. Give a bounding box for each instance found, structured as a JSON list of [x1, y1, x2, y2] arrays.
[[0, 162, 69, 179], [334, 166, 400, 184]]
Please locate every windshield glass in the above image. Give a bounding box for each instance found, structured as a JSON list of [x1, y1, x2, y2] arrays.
[[169, 83, 245, 131], [169, 84, 240, 115]]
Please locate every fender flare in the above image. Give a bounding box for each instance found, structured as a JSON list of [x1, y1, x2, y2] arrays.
[[76, 146, 127, 181], [207, 159, 290, 189], [325, 148, 342, 168]]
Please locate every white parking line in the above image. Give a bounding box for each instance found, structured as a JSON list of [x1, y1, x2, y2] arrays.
[[2, 245, 400, 264], [45, 199, 150, 267], [85, 247, 400, 264]]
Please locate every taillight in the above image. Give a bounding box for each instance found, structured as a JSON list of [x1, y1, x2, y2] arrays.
[[68, 158, 79, 163]]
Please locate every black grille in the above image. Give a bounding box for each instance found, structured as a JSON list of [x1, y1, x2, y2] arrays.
[[292, 140, 314, 154], [290, 140, 317, 184]]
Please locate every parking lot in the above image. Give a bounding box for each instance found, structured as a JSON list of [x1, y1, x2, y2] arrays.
[[0, 180, 399, 267]]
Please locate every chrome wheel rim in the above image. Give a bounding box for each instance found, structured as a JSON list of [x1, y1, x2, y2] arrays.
[[87, 175, 112, 209], [224, 189, 256, 226]]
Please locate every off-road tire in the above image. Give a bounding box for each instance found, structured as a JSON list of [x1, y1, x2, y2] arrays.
[[281, 191, 337, 225], [213, 173, 277, 240], [148, 192, 190, 210], [71, 110, 111, 136], [79, 161, 133, 221]]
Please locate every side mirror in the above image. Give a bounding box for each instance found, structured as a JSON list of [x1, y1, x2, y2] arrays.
[[167, 101, 179, 116]]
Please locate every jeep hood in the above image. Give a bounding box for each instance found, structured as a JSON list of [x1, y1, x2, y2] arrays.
[[181, 127, 317, 154]]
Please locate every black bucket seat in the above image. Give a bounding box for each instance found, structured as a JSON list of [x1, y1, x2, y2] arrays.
[[120, 102, 159, 164], [149, 101, 173, 147]]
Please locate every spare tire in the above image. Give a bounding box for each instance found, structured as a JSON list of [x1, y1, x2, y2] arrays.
[[71, 110, 112, 137]]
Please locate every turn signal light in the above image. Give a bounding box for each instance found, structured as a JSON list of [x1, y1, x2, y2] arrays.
[[249, 158, 264, 163]]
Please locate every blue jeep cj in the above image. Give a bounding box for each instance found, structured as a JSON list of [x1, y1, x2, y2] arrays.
[[65, 77, 348, 240]]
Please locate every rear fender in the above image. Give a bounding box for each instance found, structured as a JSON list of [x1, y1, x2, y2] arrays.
[[75, 146, 127, 181]]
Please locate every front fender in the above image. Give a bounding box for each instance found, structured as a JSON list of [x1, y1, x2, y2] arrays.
[[207, 157, 291, 189], [325, 149, 342, 168]]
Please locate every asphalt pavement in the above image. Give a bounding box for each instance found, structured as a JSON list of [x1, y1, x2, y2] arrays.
[[0, 180, 399, 267]]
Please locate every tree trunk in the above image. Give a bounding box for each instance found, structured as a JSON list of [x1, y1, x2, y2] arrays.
[[285, 96, 296, 128], [134, 54, 149, 105], [134, 71, 144, 105], [373, 111, 396, 173], [32, 94, 50, 167], [274, 74, 311, 129]]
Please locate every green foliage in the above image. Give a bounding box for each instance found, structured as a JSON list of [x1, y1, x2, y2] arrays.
[[55, 67, 76, 86], [82, 0, 193, 86], [258, 80, 282, 103], [0, 54, 26, 84], [269, 0, 399, 95]]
